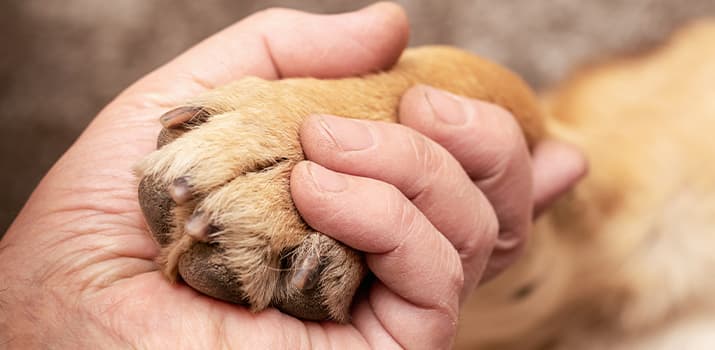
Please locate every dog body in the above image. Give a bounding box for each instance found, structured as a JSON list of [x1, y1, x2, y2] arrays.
[[458, 21, 715, 349]]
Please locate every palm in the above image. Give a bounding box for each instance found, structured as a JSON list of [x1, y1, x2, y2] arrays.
[[93, 270, 366, 348], [23, 99, 374, 348]]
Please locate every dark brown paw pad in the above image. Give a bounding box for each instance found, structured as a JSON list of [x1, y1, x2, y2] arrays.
[[172, 231, 363, 323]]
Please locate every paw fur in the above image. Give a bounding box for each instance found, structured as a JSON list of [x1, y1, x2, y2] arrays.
[[135, 46, 544, 322]]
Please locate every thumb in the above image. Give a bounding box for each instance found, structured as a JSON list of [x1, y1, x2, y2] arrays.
[[122, 2, 410, 106]]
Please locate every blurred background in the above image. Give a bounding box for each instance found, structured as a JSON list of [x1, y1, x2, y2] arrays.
[[2, 0, 715, 233]]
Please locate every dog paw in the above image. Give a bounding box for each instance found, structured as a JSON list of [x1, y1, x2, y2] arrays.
[[136, 77, 368, 322], [135, 46, 545, 323]]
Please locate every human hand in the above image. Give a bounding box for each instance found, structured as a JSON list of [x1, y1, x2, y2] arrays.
[[289, 86, 585, 348], [0, 2, 585, 349]]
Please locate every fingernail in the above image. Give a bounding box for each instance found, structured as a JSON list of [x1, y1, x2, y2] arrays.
[[318, 115, 374, 151], [307, 162, 347, 192], [423, 86, 472, 125], [495, 234, 523, 253], [159, 106, 206, 128]]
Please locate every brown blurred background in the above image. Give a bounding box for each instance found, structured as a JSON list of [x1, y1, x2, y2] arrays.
[[2, 0, 715, 234]]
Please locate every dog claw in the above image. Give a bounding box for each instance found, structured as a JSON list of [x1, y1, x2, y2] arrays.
[[168, 176, 192, 204], [159, 106, 206, 128], [185, 211, 212, 242], [289, 250, 321, 291]]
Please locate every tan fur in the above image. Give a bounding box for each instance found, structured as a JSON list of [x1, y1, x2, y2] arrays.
[[137, 20, 715, 347], [136, 46, 543, 322], [456, 20, 715, 349]]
